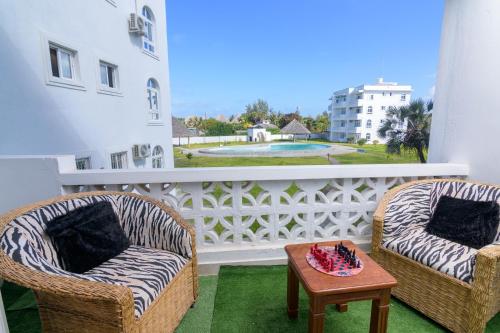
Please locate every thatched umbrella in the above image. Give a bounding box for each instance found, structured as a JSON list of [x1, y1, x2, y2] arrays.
[[280, 119, 311, 142], [172, 117, 192, 146]]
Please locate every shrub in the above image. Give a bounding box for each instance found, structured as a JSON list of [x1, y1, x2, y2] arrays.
[[357, 138, 367, 146], [346, 136, 355, 144], [186, 153, 193, 160]]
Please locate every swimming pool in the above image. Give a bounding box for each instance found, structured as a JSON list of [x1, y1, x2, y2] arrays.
[[199, 143, 331, 155]]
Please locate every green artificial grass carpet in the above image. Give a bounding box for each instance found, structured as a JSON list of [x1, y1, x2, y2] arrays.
[[210, 266, 500, 333], [176, 275, 218, 332]]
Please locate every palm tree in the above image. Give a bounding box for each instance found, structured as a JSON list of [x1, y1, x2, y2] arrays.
[[378, 99, 433, 163]]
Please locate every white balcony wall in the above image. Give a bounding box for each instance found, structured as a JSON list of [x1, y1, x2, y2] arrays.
[[0, 0, 174, 169], [429, 0, 500, 184], [0, 156, 468, 272]]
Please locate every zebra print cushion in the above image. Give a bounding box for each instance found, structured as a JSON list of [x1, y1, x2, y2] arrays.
[[382, 227, 477, 283], [83, 245, 187, 317], [0, 194, 193, 317], [381, 181, 493, 283], [383, 183, 433, 239], [429, 181, 500, 242]]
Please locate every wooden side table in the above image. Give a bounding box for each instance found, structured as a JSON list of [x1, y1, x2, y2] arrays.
[[285, 241, 397, 333]]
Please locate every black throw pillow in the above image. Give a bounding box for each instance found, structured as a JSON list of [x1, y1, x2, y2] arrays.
[[425, 195, 499, 249], [46, 201, 129, 273]]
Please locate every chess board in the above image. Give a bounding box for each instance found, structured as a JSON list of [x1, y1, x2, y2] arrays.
[[306, 246, 364, 277]]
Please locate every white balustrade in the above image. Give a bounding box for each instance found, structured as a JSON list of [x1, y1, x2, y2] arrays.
[[60, 163, 468, 266]]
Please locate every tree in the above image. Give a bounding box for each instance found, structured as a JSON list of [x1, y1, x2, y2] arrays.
[[185, 116, 203, 129], [378, 99, 433, 163], [302, 116, 315, 131], [241, 99, 271, 124], [313, 111, 329, 132], [203, 119, 235, 136]]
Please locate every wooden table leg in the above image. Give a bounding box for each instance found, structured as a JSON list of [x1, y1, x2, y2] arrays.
[[369, 289, 391, 333], [308, 297, 325, 333], [335, 303, 348, 312], [287, 262, 299, 318]]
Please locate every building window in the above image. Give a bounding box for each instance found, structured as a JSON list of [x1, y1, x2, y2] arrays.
[[357, 94, 363, 100], [366, 120, 372, 128], [366, 133, 371, 140], [147, 78, 160, 121], [356, 107, 362, 114], [142, 7, 156, 54], [340, 120, 346, 127], [401, 94, 407, 101], [340, 108, 346, 115], [99, 61, 117, 89], [381, 106, 386, 111], [389, 92, 392, 96], [382, 92, 386, 96], [354, 120, 362, 127], [367, 106, 373, 114], [49, 44, 75, 79], [370, 94, 374, 100], [152, 146, 164, 168], [110, 152, 128, 169], [75, 157, 91, 170]]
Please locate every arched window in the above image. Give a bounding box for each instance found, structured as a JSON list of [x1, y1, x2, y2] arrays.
[[366, 119, 372, 128], [147, 78, 160, 120], [152, 145, 164, 168], [142, 7, 155, 53], [367, 106, 373, 114]]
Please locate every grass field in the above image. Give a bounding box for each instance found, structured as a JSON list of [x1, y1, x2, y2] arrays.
[[334, 143, 422, 164], [173, 140, 421, 167]]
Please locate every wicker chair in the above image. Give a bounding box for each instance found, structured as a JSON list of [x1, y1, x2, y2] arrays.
[[371, 179, 499, 333], [0, 191, 198, 333]]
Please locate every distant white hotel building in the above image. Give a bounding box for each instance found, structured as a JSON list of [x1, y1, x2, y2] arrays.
[[328, 78, 412, 143], [0, 0, 174, 169]]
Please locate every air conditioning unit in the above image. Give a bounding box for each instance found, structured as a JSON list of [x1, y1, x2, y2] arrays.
[[132, 144, 151, 159], [128, 13, 145, 36]]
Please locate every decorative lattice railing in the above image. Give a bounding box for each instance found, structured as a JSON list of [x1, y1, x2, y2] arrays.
[[60, 164, 468, 264]]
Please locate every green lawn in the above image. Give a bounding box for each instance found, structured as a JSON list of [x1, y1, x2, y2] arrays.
[[173, 140, 421, 167], [334, 143, 421, 164]]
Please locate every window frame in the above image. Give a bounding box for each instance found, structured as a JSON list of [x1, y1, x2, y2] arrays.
[[367, 106, 373, 114], [96, 59, 122, 96], [146, 78, 163, 125], [75, 157, 91, 170], [401, 93, 407, 101], [110, 151, 128, 169], [366, 133, 371, 140], [151, 145, 164, 168], [43, 35, 85, 91], [142, 6, 158, 58], [366, 119, 372, 128]]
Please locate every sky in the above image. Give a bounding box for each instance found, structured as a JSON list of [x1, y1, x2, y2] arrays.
[[166, 0, 444, 118]]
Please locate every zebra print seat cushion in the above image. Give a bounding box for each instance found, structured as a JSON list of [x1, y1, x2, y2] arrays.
[[0, 194, 193, 317], [382, 227, 478, 283], [380, 181, 500, 283], [83, 245, 188, 317]]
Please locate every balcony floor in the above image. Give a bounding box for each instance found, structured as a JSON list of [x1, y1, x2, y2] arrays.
[[3, 266, 500, 332]]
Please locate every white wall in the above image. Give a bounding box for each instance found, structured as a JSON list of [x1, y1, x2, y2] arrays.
[[428, 0, 500, 183], [0, 156, 74, 214], [0, 0, 173, 169]]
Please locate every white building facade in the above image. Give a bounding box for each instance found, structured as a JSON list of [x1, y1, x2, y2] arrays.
[[0, 0, 174, 169], [328, 78, 412, 143]]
